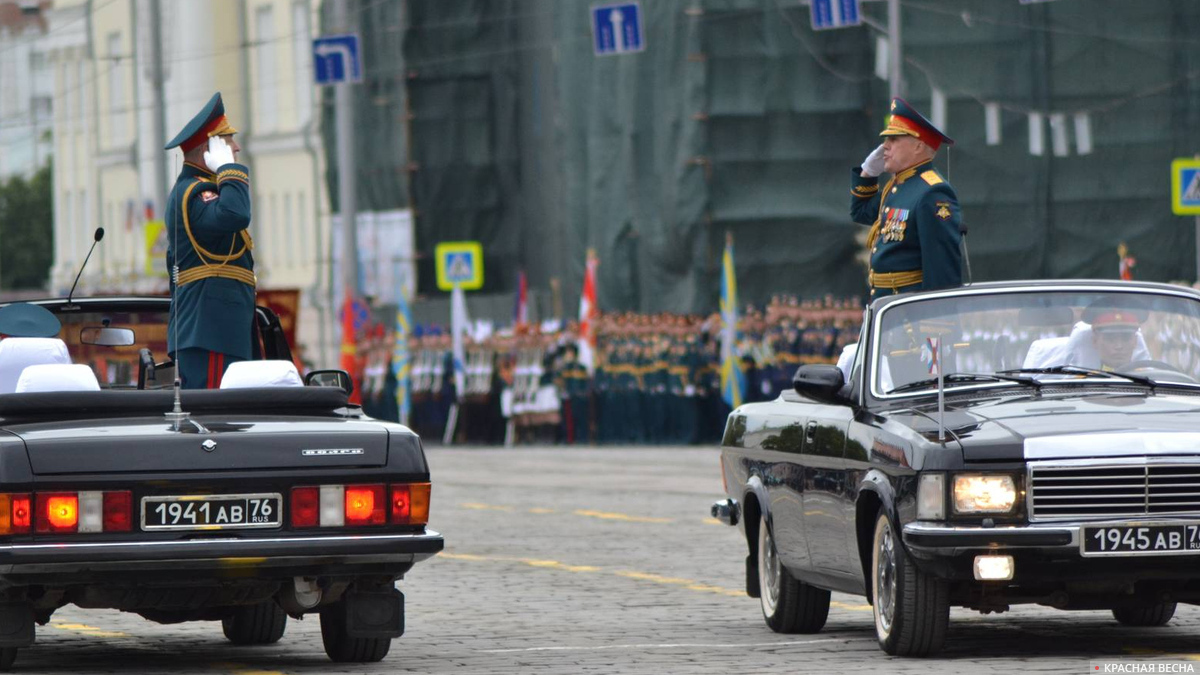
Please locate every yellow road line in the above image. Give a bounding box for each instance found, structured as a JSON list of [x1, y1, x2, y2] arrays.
[[573, 509, 672, 524], [50, 621, 130, 639], [460, 502, 514, 512]]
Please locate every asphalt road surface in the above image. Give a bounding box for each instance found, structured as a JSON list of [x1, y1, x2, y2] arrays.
[[13, 446, 1200, 673]]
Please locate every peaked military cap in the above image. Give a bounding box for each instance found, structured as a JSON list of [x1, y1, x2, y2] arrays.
[[164, 92, 238, 151], [0, 303, 61, 338], [879, 97, 954, 151], [1082, 297, 1147, 332]]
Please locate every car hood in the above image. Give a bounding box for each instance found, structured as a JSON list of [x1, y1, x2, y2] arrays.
[[902, 389, 1200, 462], [6, 416, 390, 475]]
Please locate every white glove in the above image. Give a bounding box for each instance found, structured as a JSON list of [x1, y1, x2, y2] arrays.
[[860, 144, 886, 177], [203, 136, 235, 172]]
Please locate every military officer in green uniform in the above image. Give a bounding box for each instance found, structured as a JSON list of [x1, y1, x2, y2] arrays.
[[851, 98, 962, 298], [163, 92, 255, 388]]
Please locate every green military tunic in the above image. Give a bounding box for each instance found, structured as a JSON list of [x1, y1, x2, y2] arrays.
[[849, 159, 960, 296], [166, 160, 255, 360], [851, 160, 962, 298]]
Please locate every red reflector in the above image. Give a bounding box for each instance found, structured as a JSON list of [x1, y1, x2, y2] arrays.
[[390, 485, 410, 523], [36, 493, 78, 533], [103, 491, 132, 532], [0, 494, 30, 534], [344, 485, 385, 526], [291, 487, 320, 528]]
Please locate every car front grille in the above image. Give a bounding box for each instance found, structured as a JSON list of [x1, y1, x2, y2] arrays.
[[1028, 461, 1200, 521]]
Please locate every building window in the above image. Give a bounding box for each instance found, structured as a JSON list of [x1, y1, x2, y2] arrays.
[[106, 32, 125, 144], [292, 2, 312, 126], [283, 193, 294, 267], [296, 192, 308, 268], [255, 5, 277, 132]]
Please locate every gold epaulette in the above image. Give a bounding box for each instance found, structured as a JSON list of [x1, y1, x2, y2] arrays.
[[175, 264, 256, 287], [921, 170, 943, 186]]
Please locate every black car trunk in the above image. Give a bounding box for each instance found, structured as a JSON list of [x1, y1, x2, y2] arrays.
[[0, 388, 388, 474]]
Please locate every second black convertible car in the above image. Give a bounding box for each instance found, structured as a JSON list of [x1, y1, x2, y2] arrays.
[[0, 295, 441, 670], [713, 280, 1200, 656]]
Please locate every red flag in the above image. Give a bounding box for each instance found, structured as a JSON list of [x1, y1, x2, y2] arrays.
[[339, 293, 363, 404], [578, 250, 599, 373], [514, 270, 528, 325]]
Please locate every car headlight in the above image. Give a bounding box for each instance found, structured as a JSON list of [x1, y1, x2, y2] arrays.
[[953, 474, 1017, 514]]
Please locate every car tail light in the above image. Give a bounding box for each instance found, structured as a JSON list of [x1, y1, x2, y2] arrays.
[[102, 491, 132, 532], [0, 494, 31, 534], [344, 485, 385, 526], [291, 486, 319, 528], [37, 493, 79, 533], [391, 483, 430, 526]]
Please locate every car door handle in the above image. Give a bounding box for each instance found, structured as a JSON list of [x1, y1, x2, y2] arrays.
[[805, 421, 817, 445]]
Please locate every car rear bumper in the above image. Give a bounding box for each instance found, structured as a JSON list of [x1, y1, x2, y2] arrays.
[[0, 530, 443, 579]]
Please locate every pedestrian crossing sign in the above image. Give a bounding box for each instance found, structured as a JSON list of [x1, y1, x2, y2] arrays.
[[1171, 158, 1200, 215], [435, 241, 484, 291]]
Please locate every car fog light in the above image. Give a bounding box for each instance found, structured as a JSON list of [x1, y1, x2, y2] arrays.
[[973, 554, 1014, 581]]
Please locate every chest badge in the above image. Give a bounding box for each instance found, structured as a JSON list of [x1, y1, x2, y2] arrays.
[[882, 207, 910, 242], [202, 439, 217, 453], [935, 202, 952, 221]]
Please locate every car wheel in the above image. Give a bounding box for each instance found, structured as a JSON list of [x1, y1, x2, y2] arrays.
[[320, 603, 391, 663], [222, 601, 287, 645], [871, 510, 949, 656], [1113, 602, 1177, 627], [756, 513, 830, 633]]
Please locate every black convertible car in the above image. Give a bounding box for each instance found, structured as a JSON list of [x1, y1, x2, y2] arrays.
[[0, 296, 441, 670], [713, 280, 1200, 656]]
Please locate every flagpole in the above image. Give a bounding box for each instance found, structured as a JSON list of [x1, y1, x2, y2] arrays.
[[937, 337, 946, 443]]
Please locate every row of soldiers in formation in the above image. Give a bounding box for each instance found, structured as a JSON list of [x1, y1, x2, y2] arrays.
[[396, 302, 862, 445]]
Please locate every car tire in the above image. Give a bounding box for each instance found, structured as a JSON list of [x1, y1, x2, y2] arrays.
[[1112, 602, 1177, 627], [871, 510, 949, 656], [320, 603, 392, 663], [222, 601, 287, 645], [757, 513, 830, 633]]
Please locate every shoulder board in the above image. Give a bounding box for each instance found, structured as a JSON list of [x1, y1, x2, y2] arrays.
[[920, 170, 943, 186]]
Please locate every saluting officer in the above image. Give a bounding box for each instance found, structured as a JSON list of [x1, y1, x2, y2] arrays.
[[163, 92, 255, 388], [851, 98, 962, 298]]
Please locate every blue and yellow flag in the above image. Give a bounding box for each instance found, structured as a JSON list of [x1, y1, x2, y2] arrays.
[[720, 232, 745, 408], [393, 283, 413, 427]]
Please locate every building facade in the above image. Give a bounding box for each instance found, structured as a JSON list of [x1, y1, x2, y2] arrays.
[[0, 1, 53, 180]]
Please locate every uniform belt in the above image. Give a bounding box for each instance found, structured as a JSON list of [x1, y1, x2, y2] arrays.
[[869, 269, 923, 290], [175, 265, 257, 288]]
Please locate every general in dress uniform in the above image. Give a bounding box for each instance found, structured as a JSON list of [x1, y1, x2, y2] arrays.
[[851, 98, 962, 298], [163, 92, 255, 389]]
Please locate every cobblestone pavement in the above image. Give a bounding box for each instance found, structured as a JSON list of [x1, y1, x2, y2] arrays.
[[12, 446, 1200, 674]]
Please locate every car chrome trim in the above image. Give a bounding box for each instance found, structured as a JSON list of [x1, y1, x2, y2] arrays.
[[0, 530, 442, 553], [711, 498, 739, 526], [902, 521, 1077, 549], [867, 284, 1200, 401], [1028, 458, 1200, 522]]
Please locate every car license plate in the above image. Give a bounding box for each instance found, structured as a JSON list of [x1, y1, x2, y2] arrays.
[[141, 493, 282, 531], [1081, 523, 1200, 556]]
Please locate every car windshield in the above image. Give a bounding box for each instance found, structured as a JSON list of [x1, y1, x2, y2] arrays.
[[872, 289, 1200, 395]]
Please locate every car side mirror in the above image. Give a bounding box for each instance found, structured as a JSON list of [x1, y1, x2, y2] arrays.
[[80, 326, 135, 346], [305, 369, 354, 397], [793, 364, 845, 403]]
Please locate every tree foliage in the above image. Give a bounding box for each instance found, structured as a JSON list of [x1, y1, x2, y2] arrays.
[[0, 163, 53, 290]]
